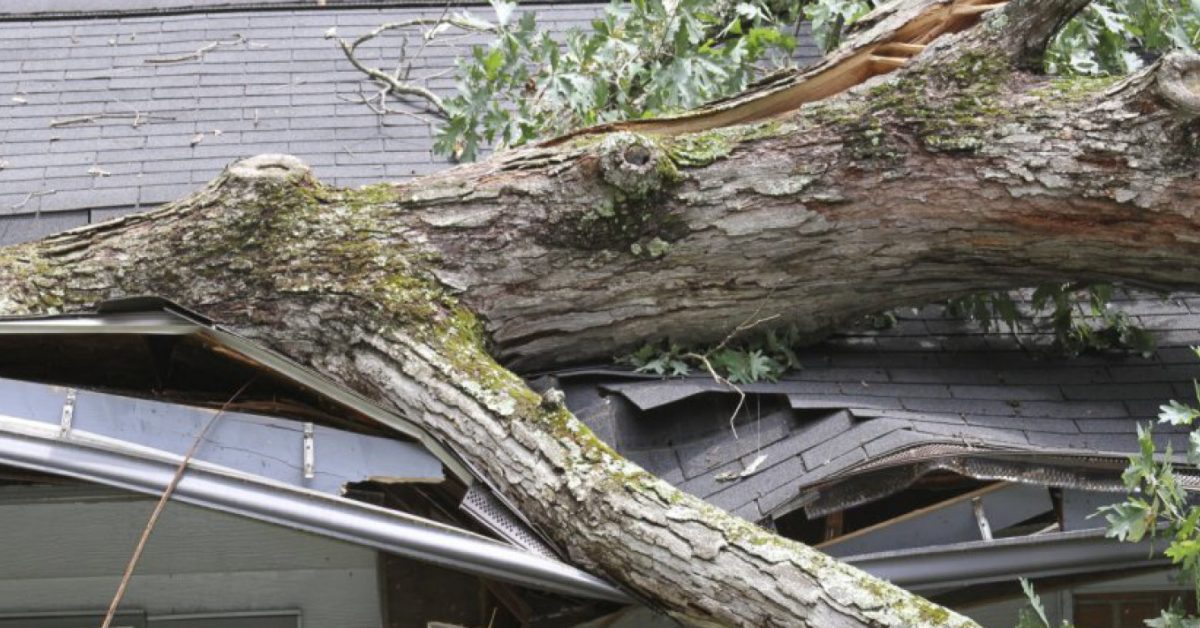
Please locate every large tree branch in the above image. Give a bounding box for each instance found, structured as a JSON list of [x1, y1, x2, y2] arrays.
[[7, 1, 1197, 626]]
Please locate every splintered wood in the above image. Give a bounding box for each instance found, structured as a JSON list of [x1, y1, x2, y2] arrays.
[[545, 0, 1009, 143]]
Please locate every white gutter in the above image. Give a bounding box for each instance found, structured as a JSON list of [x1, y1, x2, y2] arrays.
[[0, 414, 631, 603]]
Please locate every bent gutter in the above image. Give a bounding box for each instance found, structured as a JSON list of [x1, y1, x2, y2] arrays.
[[846, 528, 1167, 592], [0, 415, 631, 603]]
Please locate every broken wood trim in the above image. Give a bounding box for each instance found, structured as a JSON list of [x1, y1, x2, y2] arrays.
[[823, 510, 845, 542], [816, 482, 1053, 558]]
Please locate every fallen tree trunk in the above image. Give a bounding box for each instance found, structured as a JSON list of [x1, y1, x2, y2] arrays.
[[4, 0, 1200, 625]]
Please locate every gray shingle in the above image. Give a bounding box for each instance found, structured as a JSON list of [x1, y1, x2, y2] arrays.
[[1024, 431, 1140, 452], [1061, 383, 1176, 401], [677, 459, 745, 498], [796, 447, 869, 486], [674, 411, 792, 477], [888, 368, 1003, 385], [801, 418, 910, 470], [712, 454, 807, 509], [908, 421, 1028, 446], [962, 414, 1079, 434], [901, 397, 1018, 417], [1016, 399, 1128, 419], [862, 428, 932, 457], [948, 384, 1063, 401], [0, 210, 88, 245]]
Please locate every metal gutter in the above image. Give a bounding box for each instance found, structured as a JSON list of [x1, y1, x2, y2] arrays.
[[845, 528, 1167, 592], [0, 376, 445, 495], [0, 413, 631, 603], [0, 311, 196, 335], [198, 324, 474, 483]]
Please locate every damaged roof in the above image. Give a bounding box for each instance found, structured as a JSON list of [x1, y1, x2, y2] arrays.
[[548, 293, 1200, 523]]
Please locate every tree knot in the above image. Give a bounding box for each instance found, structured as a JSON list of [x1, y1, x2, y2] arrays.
[[599, 133, 676, 199], [1157, 52, 1200, 116], [224, 154, 313, 186]]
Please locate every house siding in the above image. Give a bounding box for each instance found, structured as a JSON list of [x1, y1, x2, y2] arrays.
[[0, 487, 381, 627]]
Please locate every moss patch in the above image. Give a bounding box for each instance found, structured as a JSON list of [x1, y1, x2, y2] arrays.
[[664, 119, 789, 167]]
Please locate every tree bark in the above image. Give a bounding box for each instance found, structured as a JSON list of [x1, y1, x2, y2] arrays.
[[3, 0, 1198, 625]]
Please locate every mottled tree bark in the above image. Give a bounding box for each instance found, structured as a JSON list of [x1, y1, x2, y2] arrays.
[[3, 0, 1198, 625]]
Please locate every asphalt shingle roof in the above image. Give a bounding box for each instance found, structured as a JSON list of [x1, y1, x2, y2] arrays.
[[551, 294, 1200, 523], [0, 2, 821, 245]]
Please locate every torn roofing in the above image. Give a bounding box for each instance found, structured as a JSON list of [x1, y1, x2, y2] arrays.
[[550, 293, 1200, 523], [0, 1, 821, 244]]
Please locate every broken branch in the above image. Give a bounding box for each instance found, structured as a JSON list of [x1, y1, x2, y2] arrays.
[[49, 112, 174, 128], [100, 377, 258, 628], [144, 34, 248, 64], [328, 14, 498, 117]]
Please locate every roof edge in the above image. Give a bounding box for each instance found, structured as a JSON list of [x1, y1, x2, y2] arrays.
[[0, 0, 599, 23]]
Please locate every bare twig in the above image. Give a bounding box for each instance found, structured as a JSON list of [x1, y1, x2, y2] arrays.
[[327, 14, 498, 117], [144, 34, 248, 64], [100, 377, 258, 628], [687, 297, 782, 440], [711, 312, 781, 355], [336, 89, 441, 131], [49, 112, 174, 128], [10, 189, 55, 211], [685, 350, 748, 439]]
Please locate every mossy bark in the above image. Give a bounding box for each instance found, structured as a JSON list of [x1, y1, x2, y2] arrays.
[[4, 1, 1200, 626]]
